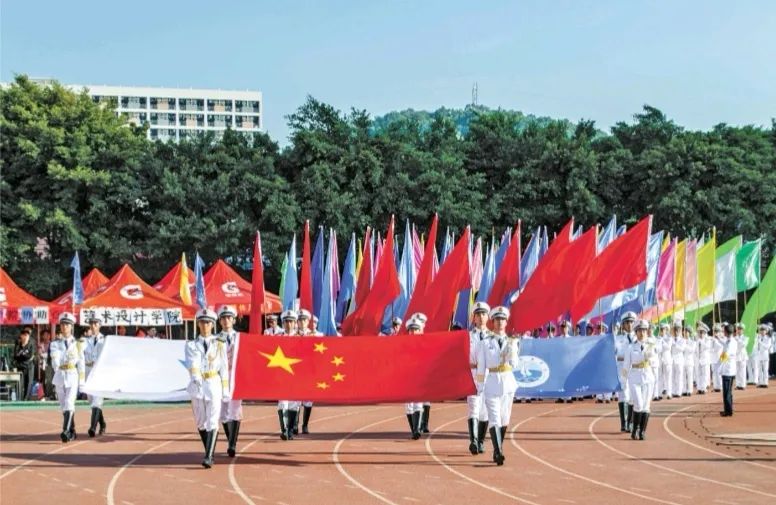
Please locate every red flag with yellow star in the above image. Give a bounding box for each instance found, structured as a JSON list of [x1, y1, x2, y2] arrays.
[[230, 331, 475, 403]]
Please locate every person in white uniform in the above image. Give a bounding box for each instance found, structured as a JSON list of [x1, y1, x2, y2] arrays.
[[718, 323, 738, 416], [466, 302, 490, 455], [185, 308, 229, 468], [84, 315, 107, 437], [658, 323, 673, 400], [696, 322, 713, 394], [277, 310, 300, 440], [734, 323, 749, 390], [755, 324, 773, 387], [216, 305, 242, 457], [615, 312, 637, 432], [682, 326, 696, 396], [475, 306, 519, 466], [407, 312, 433, 434], [297, 309, 322, 435], [621, 319, 657, 440], [711, 324, 724, 392], [50, 312, 85, 442], [670, 322, 686, 398], [651, 323, 664, 401], [405, 316, 425, 440], [263, 314, 283, 335]]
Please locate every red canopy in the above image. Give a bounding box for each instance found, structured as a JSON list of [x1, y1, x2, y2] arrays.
[[53, 267, 110, 306], [196, 259, 281, 315], [81, 264, 194, 318], [0, 267, 49, 325], [153, 261, 195, 299]]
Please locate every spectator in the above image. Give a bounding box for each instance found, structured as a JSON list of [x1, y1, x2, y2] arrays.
[[38, 329, 53, 399], [135, 327, 147, 337], [116, 326, 127, 336], [13, 328, 36, 400]]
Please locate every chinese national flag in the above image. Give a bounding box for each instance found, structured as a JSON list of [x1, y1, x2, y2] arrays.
[[231, 330, 475, 403]]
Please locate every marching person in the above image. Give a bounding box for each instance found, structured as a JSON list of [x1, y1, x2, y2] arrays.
[[379, 317, 402, 336], [84, 315, 107, 437], [277, 310, 300, 440], [185, 308, 229, 468], [650, 323, 662, 401], [405, 316, 425, 440], [615, 312, 637, 432], [263, 314, 283, 335], [718, 323, 738, 417], [755, 324, 772, 387], [467, 302, 490, 455], [407, 312, 432, 433], [696, 323, 713, 394], [682, 326, 695, 396], [475, 306, 519, 466], [711, 324, 724, 392], [50, 312, 85, 443], [734, 323, 749, 390], [297, 309, 321, 435], [658, 323, 673, 400], [670, 322, 686, 399], [621, 320, 656, 440], [217, 305, 242, 457]]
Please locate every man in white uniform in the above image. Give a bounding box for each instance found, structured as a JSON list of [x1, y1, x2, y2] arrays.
[[50, 312, 85, 443], [217, 305, 242, 457], [466, 302, 490, 455], [84, 315, 107, 437]]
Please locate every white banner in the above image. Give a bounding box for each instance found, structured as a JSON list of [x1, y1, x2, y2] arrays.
[[79, 307, 183, 326], [82, 335, 190, 401]]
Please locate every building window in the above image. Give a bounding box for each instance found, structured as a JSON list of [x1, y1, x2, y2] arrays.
[[150, 97, 175, 110], [207, 99, 233, 112], [235, 100, 260, 113], [179, 99, 204, 112], [236, 115, 260, 129], [207, 114, 232, 128], [121, 96, 147, 109]]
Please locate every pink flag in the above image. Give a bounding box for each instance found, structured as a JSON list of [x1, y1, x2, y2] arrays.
[[656, 238, 677, 302], [471, 237, 483, 292], [685, 239, 698, 303], [412, 224, 424, 272]]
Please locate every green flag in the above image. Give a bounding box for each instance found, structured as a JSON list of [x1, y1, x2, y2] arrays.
[[742, 256, 776, 353], [736, 239, 762, 292]]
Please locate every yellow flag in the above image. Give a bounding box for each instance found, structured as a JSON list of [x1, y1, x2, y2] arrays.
[[355, 239, 363, 279], [697, 229, 716, 300], [179, 253, 192, 305], [674, 240, 686, 303]]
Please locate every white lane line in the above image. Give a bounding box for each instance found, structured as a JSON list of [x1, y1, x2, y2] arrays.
[[512, 407, 681, 505]]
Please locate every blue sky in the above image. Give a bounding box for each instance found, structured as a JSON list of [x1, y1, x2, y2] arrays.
[[2, 1, 774, 143]]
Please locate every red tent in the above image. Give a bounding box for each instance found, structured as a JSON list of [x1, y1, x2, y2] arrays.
[[0, 267, 50, 325], [52, 267, 110, 307], [195, 259, 281, 315], [81, 264, 195, 322], [153, 261, 195, 299]]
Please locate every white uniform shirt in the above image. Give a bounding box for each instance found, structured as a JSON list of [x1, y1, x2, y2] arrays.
[[469, 327, 490, 367], [682, 337, 696, 365], [671, 336, 686, 366], [755, 334, 773, 360], [185, 335, 229, 400], [735, 335, 749, 361], [659, 335, 673, 365], [84, 333, 106, 372], [622, 339, 657, 385], [50, 336, 85, 388], [476, 333, 519, 397], [698, 335, 715, 365], [647, 335, 661, 368], [263, 326, 284, 336], [718, 337, 738, 376]]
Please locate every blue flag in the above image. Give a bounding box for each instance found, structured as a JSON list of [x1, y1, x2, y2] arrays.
[[318, 229, 338, 336], [494, 227, 511, 273], [514, 335, 620, 398], [597, 215, 617, 253], [540, 226, 549, 259], [311, 227, 325, 318], [519, 227, 542, 290], [194, 252, 207, 309], [336, 233, 357, 323], [282, 235, 298, 311], [70, 252, 84, 305], [476, 239, 496, 303]]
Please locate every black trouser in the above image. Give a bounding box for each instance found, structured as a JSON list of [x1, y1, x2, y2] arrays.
[[18, 365, 33, 400], [722, 375, 735, 415]]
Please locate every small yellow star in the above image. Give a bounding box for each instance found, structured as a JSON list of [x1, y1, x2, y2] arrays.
[[259, 346, 302, 375], [313, 342, 328, 354], [316, 381, 330, 390], [332, 372, 345, 382], [331, 356, 345, 366]]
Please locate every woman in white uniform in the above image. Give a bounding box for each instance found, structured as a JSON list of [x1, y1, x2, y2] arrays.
[[405, 316, 426, 440], [622, 319, 657, 440], [50, 312, 85, 443]]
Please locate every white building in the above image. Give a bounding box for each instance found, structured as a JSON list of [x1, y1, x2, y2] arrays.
[[53, 83, 263, 141]]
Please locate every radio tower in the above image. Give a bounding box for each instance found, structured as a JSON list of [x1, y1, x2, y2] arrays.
[[471, 82, 478, 106]]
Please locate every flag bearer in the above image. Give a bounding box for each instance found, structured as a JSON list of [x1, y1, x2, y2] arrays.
[[615, 312, 636, 432], [755, 324, 772, 387], [475, 306, 519, 466], [622, 320, 656, 440], [264, 314, 283, 335], [408, 312, 433, 434], [84, 315, 107, 437], [670, 322, 686, 398], [217, 305, 242, 457], [298, 309, 321, 434], [405, 316, 425, 440], [50, 312, 85, 442], [734, 323, 748, 389], [277, 310, 300, 440], [467, 302, 491, 455], [185, 308, 229, 468], [696, 323, 713, 393]]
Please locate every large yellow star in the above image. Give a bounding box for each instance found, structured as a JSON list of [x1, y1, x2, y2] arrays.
[[259, 346, 302, 375], [331, 355, 345, 366], [332, 372, 346, 382], [313, 342, 328, 354], [316, 382, 330, 390]]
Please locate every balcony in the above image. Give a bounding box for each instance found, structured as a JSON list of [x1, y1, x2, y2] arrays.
[[150, 113, 176, 126], [207, 99, 233, 112], [235, 115, 260, 129], [179, 113, 205, 128], [235, 100, 260, 113], [150, 128, 176, 141], [120, 96, 147, 109], [150, 97, 175, 111], [179, 99, 204, 112], [207, 114, 232, 129]]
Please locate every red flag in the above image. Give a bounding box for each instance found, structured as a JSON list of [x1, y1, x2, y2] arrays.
[[409, 226, 471, 332], [341, 217, 400, 335], [354, 226, 372, 308], [487, 221, 521, 307], [569, 216, 652, 321], [231, 330, 474, 402], [249, 231, 266, 334], [508, 220, 586, 332], [299, 220, 313, 312], [404, 214, 439, 318]]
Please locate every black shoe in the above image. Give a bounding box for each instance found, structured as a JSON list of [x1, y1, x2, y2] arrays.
[[202, 430, 216, 468], [278, 410, 288, 440], [467, 418, 478, 455], [222, 422, 231, 444], [98, 409, 106, 435], [68, 413, 77, 441], [618, 402, 627, 432], [302, 405, 312, 435], [631, 412, 641, 440], [227, 420, 240, 457], [500, 426, 508, 443], [420, 405, 431, 433], [88, 407, 99, 438], [198, 429, 207, 450], [411, 411, 421, 440], [625, 405, 633, 433], [406, 414, 415, 438], [639, 413, 649, 440], [596, 399, 603, 404], [555, 398, 564, 404], [714, 389, 721, 392], [476, 421, 488, 453], [61, 411, 72, 443], [489, 426, 504, 466], [287, 410, 298, 440]]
